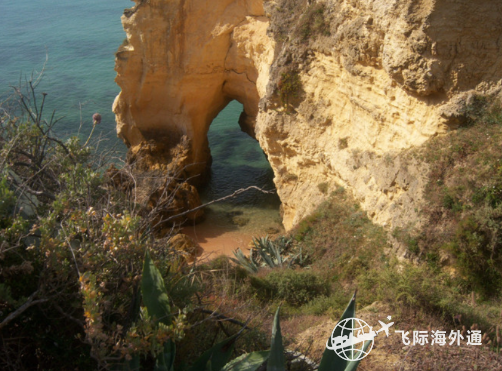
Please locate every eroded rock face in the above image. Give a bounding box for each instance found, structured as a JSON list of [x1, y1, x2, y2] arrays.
[[114, 0, 502, 231], [106, 150, 205, 235], [258, 0, 502, 229], [168, 233, 203, 263], [113, 0, 275, 179]]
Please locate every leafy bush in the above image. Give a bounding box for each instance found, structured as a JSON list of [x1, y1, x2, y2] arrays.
[[283, 172, 298, 182], [411, 94, 502, 297], [317, 182, 329, 194], [291, 188, 388, 274], [0, 81, 196, 369], [445, 216, 502, 296], [251, 269, 329, 306], [295, 3, 331, 42], [277, 68, 302, 108], [338, 138, 348, 150], [392, 227, 420, 256]]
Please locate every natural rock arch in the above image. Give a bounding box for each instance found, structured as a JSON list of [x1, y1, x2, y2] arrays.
[[113, 0, 275, 180]]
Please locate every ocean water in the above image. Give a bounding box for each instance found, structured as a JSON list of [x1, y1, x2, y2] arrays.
[[201, 101, 282, 239], [0, 0, 282, 240], [0, 0, 131, 148]]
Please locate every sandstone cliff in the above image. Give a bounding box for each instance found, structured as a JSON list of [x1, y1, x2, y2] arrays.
[[114, 0, 502, 231], [113, 0, 274, 180]]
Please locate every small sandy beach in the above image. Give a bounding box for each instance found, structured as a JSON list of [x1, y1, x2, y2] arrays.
[[182, 204, 284, 261], [182, 224, 254, 260]]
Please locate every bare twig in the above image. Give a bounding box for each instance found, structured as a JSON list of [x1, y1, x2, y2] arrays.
[[60, 222, 81, 277], [7, 173, 55, 201], [160, 185, 275, 225], [196, 308, 252, 330], [53, 303, 84, 328], [0, 291, 48, 330]]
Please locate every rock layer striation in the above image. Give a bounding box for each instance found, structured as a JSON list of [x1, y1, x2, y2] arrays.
[[114, 0, 275, 180], [114, 0, 502, 230]]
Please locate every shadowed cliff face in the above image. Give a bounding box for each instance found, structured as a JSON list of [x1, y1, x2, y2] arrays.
[[114, 0, 502, 231], [113, 0, 275, 179]]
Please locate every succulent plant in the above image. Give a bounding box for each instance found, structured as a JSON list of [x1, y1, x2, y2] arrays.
[[130, 251, 368, 371], [231, 235, 306, 274]]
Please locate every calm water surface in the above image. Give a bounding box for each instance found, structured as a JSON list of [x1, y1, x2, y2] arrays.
[[0, 0, 282, 242]]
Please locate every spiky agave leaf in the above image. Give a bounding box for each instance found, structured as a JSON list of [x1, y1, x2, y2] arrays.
[[344, 340, 372, 371], [230, 248, 259, 273], [141, 250, 172, 326], [267, 307, 286, 371], [258, 247, 277, 268], [154, 341, 176, 371], [318, 292, 357, 371], [187, 332, 241, 371], [141, 250, 176, 371], [221, 351, 270, 371]]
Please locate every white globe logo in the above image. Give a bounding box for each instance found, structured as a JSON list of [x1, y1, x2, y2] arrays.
[[326, 318, 375, 361]]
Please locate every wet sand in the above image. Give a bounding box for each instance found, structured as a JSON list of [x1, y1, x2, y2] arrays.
[[182, 204, 284, 261], [182, 224, 254, 261]]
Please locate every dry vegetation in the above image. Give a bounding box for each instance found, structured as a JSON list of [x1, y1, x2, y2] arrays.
[[199, 95, 502, 370], [2, 73, 502, 370]]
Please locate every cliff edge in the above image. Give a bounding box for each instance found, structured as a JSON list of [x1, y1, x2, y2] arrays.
[[114, 0, 502, 230]]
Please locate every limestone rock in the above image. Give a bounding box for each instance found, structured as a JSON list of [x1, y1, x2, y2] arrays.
[[146, 177, 205, 233], [114, 0, 502, 232], [106, 141, 205, 234], [113, 0, 275, 179], [168, 233, 202, 263]]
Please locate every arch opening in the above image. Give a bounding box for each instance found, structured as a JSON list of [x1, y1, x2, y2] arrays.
[[182, 100, 283, 255]]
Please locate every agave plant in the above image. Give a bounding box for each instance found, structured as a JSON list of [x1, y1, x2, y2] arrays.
[[126, 251, 369, 371], [230, 247, 259, 274], [252, 236, 287, 268], [228, 293, 370, 371], [231, 235, 306, 273]]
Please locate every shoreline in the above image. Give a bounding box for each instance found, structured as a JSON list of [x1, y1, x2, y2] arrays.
[[182, 223, 255, 260], [182, 204, 284, 261]]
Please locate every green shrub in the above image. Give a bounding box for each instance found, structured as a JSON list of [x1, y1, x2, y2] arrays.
[[412, 95, 502, 297], [295, 3, 331, 42], [0, 83, 200, 369], [338, 137, 348, 149], [263, 269, 329, 306], [317, 182, 329, 194], [445, 216, 502, 297], [284, 172, 298, 181], [277, 69, 302, 108], [441, 190, 463, 212], [249, 275, 277, 302], [291, 189, 387, 272], [297, 288, 348, 316], [0, 176, 16, 219], [392, 227, 420, 256]]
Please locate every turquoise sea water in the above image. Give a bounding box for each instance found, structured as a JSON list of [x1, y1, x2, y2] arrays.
[[205, 101, 278, 206], [202, 101, 282, 236], [0, 0, 281, 234], [0, 0, 131, 148]]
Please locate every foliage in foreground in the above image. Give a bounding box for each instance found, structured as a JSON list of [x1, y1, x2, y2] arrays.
[[0, 83, 196, 370], [140, 250, 367, 371], [0, 82, 370, 371]]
